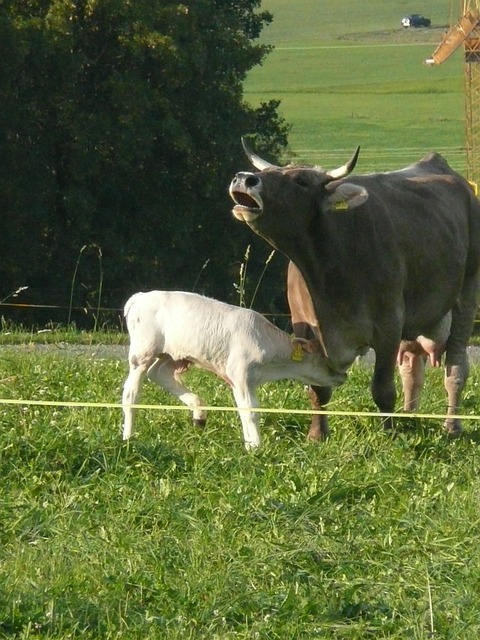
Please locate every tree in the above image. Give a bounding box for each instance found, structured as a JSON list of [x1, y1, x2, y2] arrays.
[[0, 1, 290, 327]]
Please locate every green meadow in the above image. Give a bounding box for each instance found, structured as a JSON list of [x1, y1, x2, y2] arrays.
[[1, 347, 480, 639], [245, 0, 466, 172], [3, 1, 480, 638]]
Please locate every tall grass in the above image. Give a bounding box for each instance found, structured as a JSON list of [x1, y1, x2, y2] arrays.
[[233, 245, 277, 309], [67, 244, 104, 331], [1, 348, 480, 638]]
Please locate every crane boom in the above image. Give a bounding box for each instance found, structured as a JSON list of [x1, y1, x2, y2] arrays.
[[425, 11, 478, 65]]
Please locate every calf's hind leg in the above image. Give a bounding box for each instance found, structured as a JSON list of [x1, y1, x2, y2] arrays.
[[122, 356, 153, 439], [147, 357, 208, 427]]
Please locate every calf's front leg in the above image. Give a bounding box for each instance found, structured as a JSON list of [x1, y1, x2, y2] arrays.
[[231, 384, 261, 450], [442, 275, 478, 436]]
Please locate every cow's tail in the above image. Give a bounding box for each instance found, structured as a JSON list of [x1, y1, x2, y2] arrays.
[[123, 292, 143, 320]]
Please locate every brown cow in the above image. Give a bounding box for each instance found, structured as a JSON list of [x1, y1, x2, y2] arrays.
[[229, 139, 480, 436]]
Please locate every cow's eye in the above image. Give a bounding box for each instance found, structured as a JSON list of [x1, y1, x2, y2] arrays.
[[295, 176, 309, 188]]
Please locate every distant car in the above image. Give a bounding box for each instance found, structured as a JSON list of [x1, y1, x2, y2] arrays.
[[402, 14, 431, 28]]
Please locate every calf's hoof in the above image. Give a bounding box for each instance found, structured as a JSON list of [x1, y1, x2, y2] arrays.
[[193, 418, 207, 429]]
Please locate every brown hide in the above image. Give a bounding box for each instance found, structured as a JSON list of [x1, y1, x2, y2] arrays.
[[287, 261, 331, 439]]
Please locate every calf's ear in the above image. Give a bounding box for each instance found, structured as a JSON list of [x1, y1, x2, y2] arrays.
[[292, 337, 322, 354], [324, 181, 369, 211]]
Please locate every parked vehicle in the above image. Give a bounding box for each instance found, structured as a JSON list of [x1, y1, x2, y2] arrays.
[[402, 14, 431, 28]]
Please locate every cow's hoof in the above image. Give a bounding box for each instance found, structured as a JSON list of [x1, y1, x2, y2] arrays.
[[444, 419, 462, 438], [307, 422, 330, 441], [307, 430, 329, 442], [193, 418, 207, 429]]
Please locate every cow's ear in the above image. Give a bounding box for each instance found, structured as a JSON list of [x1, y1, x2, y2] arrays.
[[324, 181, 369, 211]]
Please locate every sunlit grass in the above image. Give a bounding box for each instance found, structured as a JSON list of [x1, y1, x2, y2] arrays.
[[1, 347, 480, 638], [0, 322, 127, 346], [245, 1, 466, 171]]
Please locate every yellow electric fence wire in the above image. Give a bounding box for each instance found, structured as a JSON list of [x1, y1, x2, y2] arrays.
[[0, 396, 478, 422]]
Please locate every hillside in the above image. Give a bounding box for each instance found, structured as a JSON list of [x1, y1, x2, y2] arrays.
[[245, 1, 466, 173]]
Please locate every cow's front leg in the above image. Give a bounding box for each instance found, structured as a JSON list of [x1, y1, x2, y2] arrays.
[[306, 385, 332, 440], [371, 348, 398, 430]]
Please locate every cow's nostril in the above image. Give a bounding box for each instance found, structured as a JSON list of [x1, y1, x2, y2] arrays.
[[245, 175, 260, 188]]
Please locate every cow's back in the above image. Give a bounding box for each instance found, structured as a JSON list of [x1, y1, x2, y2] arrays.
[[330, 164, 480, 337]]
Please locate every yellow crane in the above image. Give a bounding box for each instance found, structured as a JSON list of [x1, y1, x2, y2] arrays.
[[426, 1, 480, 189]]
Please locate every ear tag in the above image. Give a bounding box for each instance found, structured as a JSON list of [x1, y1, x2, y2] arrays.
[[292, 343, 304, 362], [333, 201, 349, 211]]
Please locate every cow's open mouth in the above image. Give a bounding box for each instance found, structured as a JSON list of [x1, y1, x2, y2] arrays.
[[229, 189, 263, 222], [231, 191, 260, 209]]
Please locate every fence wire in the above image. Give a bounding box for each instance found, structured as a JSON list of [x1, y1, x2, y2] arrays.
[[0, 396, 479, 423]]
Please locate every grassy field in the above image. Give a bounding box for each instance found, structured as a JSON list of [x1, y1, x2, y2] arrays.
[[1, 347, 480, 639], [245, 0, 467, 172]]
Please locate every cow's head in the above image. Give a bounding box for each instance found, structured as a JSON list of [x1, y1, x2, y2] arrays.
[[229, 138, 368, 246]]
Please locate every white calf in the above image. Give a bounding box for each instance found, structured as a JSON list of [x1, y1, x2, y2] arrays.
[[122, 290, 345, 449]]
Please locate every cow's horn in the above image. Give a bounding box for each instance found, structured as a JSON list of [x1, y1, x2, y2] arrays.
[[326, 146, 361, 180], [241, 137, 279, 170]]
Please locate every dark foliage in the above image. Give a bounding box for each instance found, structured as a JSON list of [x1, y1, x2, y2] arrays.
[[0, 0, 290, 328]]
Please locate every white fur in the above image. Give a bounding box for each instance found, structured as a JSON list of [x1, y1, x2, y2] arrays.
[[122, 291, 344, 449]]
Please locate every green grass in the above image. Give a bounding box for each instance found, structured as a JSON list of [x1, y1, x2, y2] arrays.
[[246, 0, 467, 173], [1, 346, 480, 638], [0, 330, 127, 346], [0, 317, 126, 346], [256, 0, 451, 45]]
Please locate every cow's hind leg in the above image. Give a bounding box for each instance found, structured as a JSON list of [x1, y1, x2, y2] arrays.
[[398, 352, 426, 412], [147, 357, 208, 427], [443, 273, 479, 436]]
